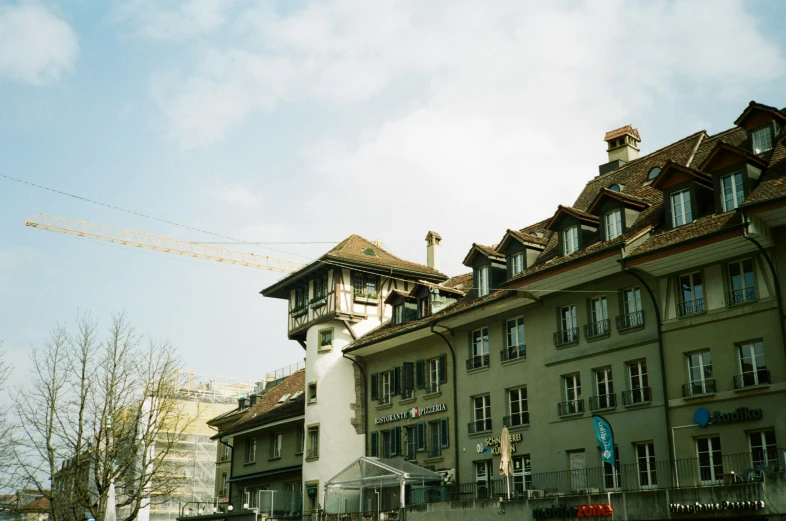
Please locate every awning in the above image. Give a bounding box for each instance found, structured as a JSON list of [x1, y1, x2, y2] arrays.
[[228, 465, 301, 483]]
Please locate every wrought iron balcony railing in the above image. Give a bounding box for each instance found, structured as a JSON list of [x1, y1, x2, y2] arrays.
[[678, 298, 705, 317], [553, 328, 579, 347], [733, 370, 770, 389], [500, 344, 526, 362], [466, 354, 490, 370], [584, 319, 610, 339], [682, 379, 716, 397], [589, 393, 616, 411], [503, 412, 530, 428], [622, 387, 652, 405], [727, 286, 757, 306], [616, 310, 644, 331], [557, 399, 584, 416], [468, 418, 493, 434]]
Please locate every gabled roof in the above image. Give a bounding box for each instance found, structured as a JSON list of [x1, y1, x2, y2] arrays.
[[733, 101, 786, 128], [586, 188, 649, 215], [462, 243, 504, 267], [545, 205, 599, 231], [698, 141, 769, 172], [384, 288, 414, 305], [495, 229, 548, 254], [262, 234, 447, 298], [217, 369, 305, 438], [650, 160, 712, 190], [605, 125, 641, 142]]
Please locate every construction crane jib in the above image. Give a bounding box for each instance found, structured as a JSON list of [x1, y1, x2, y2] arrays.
[[25, 214, 305, 274]]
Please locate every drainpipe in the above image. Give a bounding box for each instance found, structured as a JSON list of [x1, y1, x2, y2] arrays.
[[342, 352, 368, 456], [741, 213, 786, 361], [429, 320, 460, 485], [619, 261, 676, 486], [218, 437, 234, 511]]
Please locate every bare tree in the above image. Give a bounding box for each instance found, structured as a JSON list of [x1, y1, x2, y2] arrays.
[[0, 341, 15, 491], [14, 313, 192, 521]]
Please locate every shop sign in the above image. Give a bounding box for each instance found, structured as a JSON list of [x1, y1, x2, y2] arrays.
[[532, 504, 613, 519], [669, 500, 765, 514], [694, 407, 762, 428], [476, 432, 522, 454], [374, 403, 447, 425]]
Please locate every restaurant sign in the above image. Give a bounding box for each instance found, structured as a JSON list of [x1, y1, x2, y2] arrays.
[[532, 504, 613, 519], [477, 432, 522, 454], [374, 403, 447, 425], [669, 500, 765, 514], [694, 407, 762, 428]]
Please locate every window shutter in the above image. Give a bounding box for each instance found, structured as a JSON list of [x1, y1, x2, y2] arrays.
[[438, 354, 447, 383], [415, 360, 426, 389], [370, 432, 378, 457], [440, 417, 449, 448], [402, 362, 414, 392], [416, 422, 426, 451], [370, 373, 378, 401], [392, 366, 401, 395]]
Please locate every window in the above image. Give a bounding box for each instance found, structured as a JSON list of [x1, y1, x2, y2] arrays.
[[380, 430, 391, 458], [555, 305, 578, 345], [737, 340, 768, 387], [636, 442, 657, 488], [721, 172, 745, 212], [696, 437, 723, 484], [510, 252, 525, 276], [749, 430, 777, 469], [593, 368, 614, 410], [353, 273, 377, 298], [307, 427, 319, 459], [562, 226, 579, 255], [647, 166, 662, 181], [308, 382, 317, 404], [560, 373, 582, 415], [293, 286, 308, 312], [678, 272, 704, 316], [728, 258, 756, 304], [244, 438, 256, 464], [418, 297, 429, 318], [319, 328, 333, 350], [471, 395, 492, 433], [394, 304, 404, 325], [671, 189, 693, 227], [512, 455, 532, 492], [475, 461, 492, 498], [504, 317, 526, 361], [296, 427, 304, 455], [380, 371, 391, 404], [270, 432, 282, 459], [476, 266, 490, 297], [603, 446, 620, 490], [685, 351, 714, 396], [405, 426, 417, 460], [313, 276, 327, 300], [508, 387, 529, 427], [605, 209, 622, 240], [220, 472, 228, 495], [619, 286, 643, 330], [752, 126, 773, 154], [427, 357, 442, 393], [468, 328, 489, 369], [587, 297, 609, 337], [625, 360, 650, 405], [221, 443, 231, 462], [244, 489, 259, 509], [428, 421, 442, 457]]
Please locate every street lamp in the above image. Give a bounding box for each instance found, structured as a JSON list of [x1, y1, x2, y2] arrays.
[[179, 502, 209, 518]]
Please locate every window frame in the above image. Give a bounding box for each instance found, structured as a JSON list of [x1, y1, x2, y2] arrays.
[[472, 394, 492, 433], [562, 225, 579, 256], [244, 437, 257, 464], [505, 316, 526, 360], [626, 359, 650, 405], [476, 266, 490, 297], [635, 442, 657, 488], [594, 367, 614, 410], [507, 386, 529, 427], [720, 171, 745, 212], [727, 258, 756, 305], [737, 340, 767, 387], [604, 209, 623, 240], [751, 125, 774, 154], [696, 436, 723, 485], [677, 271, 705, 317], [318, 328, 334, 351], [686, 350, 713, 396], [270, 432, 283, 459], [512, 454, 532, 492], [749, 430, 777, 469], [352, 272, 378, 298], [670, 188, 693, 227], [307, 426, 320, 460], [509, 252, 525, 276]]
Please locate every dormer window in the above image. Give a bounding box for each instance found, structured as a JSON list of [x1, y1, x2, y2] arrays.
[[604, 209, 622, 240], [671, 189, 693, 227], [720, 172, 745, 212], [394, 304, 404, 325], [510, 253, 525, 276], [418, 297, 429, 318], [562, 226, 579, 255], [476, 266, 490, 297], [751, 126, 773, 154]]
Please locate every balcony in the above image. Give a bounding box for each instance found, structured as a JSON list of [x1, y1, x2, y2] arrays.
[[682, 379, 716, 397], [733, 370, 771, 389], [468, 418, 492, 434], [503, 412, 529, 428], [616, 310, 644, 331], [500, 344, 526, 362], [466, 354, 490, 370], [727, 286, 757, 306], [553, 328, 579, 347], [557, 399, 584, 417], [584, 319, 610, 340], [678, 298, 705, 317], [622, 387, 652, 406], [589, 393, 616, 411]]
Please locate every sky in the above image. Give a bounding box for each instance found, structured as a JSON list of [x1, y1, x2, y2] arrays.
[[1, 0, 786, 388]]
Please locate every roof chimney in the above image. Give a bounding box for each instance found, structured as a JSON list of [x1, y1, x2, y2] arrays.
[[599, 125, 641, 175], [425, 231, 442, 271]]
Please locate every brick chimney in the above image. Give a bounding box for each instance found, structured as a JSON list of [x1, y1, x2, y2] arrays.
[[599, 125, 640, 175], [425, 231, 442, 271]]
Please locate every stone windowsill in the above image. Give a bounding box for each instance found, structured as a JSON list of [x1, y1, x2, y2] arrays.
[[423, 391, 442, 400], [398, 397, 417, 405], [375, 403, 393, 411]]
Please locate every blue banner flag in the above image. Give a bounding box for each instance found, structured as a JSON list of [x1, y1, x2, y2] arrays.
[[592, 415, 615, 466]]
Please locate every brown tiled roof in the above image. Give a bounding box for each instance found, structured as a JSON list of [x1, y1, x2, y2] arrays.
[[604, 125, 641, 142], [326, 235, 445, 277], [545, 205, 600, 231], [384, 288, 414, 304], [502, 229, 549, 248], [739, 139, 786, 208], [627, 213, 742, 257], [586, 188, 649, 215], [462, 243, 504, 266], [220, 369, 305, 437], [733, 101, 786, 126]]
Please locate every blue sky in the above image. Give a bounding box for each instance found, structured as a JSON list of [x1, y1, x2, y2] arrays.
[[2, 0, 786, 387]]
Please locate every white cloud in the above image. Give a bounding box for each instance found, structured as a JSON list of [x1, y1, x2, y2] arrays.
[[112, 0, 236, 41], [0, 3, 78, 85], [218, 183, 260, 207]]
